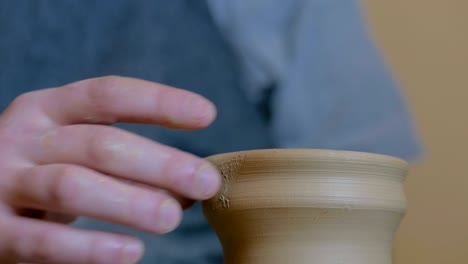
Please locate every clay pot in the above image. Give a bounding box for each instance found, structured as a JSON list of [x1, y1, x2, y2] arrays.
[[202, 149, 409, 264]]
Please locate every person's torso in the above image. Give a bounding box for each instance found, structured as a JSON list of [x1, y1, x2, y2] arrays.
[[0, 1, 275, 263]]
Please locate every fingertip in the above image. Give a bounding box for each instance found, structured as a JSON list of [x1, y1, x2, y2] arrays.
[[100, 236, 145, 264], [158, 199, 183, 233], [203, 99, 217, 126], [122, 239, 145, 264], [195, 162, 222, 200], [187, 95, 217, 129]]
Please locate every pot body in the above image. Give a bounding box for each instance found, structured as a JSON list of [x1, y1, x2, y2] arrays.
[[203, 149, 408, 264]]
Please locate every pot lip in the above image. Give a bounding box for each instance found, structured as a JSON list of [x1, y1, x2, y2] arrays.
[[205, 148, 408, 170]]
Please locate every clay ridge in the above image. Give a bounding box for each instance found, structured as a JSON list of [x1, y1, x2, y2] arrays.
[[215, 154, 245, 210]]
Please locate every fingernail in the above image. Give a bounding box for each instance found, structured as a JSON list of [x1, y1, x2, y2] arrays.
[[122, 240, 144, 264], [195, 163, 221, 198], [159, 199, 181, 232]]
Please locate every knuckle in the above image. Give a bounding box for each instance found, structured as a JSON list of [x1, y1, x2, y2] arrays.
[[161, 154, 195, 190], [88, 86, 112, 110], [158, 155, 178, 186], [84, 76, 122, 122], [89, 77, 118, 99], [86, 127, 144, 171], [11, 91, 41, 108], [28, 231, 56, 262], [1, 92, 53, 134], [86, 129, 120, 166], [50, 167, 79, 207], [11, 225, 51, 262], [88, 76, 123, 101]]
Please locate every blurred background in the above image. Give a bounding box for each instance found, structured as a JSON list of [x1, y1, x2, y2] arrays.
[[361, 1, 468, 263]]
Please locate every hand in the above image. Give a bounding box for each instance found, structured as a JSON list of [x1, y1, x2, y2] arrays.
[[0, 76, 221, 264]]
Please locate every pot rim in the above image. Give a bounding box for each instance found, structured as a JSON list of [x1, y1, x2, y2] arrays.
[[205, 148, 408, 170]]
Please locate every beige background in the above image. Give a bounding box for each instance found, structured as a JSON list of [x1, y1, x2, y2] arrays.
[[361, 1, 468, 263]]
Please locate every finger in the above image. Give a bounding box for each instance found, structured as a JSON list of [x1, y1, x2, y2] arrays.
[[0, 215, 144, 264], [118, 178, 195, 209], [9, 76, 217, 129], [35, 125, 222, 200], [8, 164, 183, 234]]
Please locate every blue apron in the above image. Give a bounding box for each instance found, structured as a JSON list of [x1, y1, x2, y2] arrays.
[[0, 1, 273, 263]]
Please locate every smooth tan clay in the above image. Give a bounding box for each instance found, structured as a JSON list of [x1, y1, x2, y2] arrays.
[[202, 149, 409, 264]]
